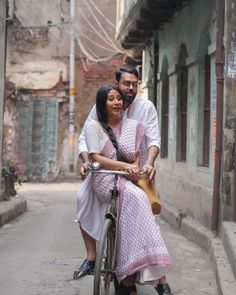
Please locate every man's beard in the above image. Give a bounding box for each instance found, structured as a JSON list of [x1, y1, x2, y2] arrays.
[[123, 93, 135, 103]]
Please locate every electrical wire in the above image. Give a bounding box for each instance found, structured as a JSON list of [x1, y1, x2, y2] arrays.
[[83, 0, 120, 49], [55, 0, 69, 21], [88, 0, 116, 29], [76, 37, 119, 63], [76, 0, 137, 62], [14, 0, 142, 64], [76, 28, 120, 53], [79, 50, 89, 72], [77, 9, 116, 49]]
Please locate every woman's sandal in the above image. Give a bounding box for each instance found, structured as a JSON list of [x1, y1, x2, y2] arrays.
[[73, 259, 95, 279], [120, 283, 137, 295]]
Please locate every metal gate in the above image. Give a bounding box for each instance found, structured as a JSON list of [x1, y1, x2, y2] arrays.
[[17, 97, 58, 181]]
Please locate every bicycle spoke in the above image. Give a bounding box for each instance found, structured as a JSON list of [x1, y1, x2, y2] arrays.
[[93, 218, 116, 295]]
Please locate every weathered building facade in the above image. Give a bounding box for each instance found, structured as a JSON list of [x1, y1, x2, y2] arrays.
[[0, 0, 7, 198], [116, 0, 236, 235], [3, 0, 125, 181]]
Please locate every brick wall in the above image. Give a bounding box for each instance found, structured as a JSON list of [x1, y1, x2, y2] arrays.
[[75, 54, 125, 134]]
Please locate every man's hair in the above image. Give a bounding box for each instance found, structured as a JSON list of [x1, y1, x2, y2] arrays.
[[115, 67, 139, 82]]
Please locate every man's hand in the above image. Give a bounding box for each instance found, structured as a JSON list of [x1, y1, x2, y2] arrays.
[[143, 164, 156, 182], [80, 161, 90, 180]]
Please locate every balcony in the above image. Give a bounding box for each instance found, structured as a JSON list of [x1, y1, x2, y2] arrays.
[[116, 0, 191, 49]]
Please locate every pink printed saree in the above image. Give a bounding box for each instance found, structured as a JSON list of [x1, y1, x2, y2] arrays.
[[90, 118, 173, 283]]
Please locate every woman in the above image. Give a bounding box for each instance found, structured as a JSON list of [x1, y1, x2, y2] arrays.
[[77, 85, 172, 294]]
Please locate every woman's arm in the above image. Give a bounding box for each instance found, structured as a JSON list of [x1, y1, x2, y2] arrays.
[[134, 151, 140, 167], [90, 153, 140, 174]]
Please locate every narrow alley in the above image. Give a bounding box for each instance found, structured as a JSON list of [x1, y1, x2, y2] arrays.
[[0, 182, 217, 295]]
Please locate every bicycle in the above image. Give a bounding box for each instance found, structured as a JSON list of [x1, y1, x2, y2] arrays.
[[88, 162, 129, 295], [89, 162, 146, 295]]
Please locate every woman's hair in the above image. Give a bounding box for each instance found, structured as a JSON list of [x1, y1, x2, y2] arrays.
[[96, 84, 121, 150]]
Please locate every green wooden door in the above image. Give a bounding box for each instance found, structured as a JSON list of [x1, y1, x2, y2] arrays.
[[18, 98, 58, 181]]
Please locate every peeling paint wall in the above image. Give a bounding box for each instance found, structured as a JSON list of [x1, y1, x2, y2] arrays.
[[3, 1, 124, 180], [222, 0, 236, 221], [4, 7, 70, 180], [0, 0, 6, 197], [156, 0, 216, 229]]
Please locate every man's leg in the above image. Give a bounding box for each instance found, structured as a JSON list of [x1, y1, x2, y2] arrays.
[[73, 228, 96, 279], [155, 276, 173, 295]]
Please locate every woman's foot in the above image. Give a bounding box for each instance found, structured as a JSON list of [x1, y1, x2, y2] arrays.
[[155, 283, 173, 295], [73, 259, 95, 279]]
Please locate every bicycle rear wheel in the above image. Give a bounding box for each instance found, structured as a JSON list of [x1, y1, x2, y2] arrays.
[[93, 218, 116, 295]]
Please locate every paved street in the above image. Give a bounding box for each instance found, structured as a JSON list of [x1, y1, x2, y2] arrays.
[[0, 182, 218, 295]]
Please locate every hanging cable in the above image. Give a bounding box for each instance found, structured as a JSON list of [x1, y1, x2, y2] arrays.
[[76, 28, 120, 53], [88, 0, 116, 29], [76, 38, 119, 63], [77, 9, 117, 49], [83, 0, 118, 47], [79, 50, 89, 72]]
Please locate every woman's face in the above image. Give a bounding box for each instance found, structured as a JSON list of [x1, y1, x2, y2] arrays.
[[106, 89, 123, 119]]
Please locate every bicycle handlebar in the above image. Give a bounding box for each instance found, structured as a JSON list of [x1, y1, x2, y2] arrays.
[[88, 163, 146, 176], [89, 169, 129, 175]]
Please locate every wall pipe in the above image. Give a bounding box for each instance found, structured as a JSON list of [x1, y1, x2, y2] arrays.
[[211, 0, 225, 232], [69, 0, 75, 172]]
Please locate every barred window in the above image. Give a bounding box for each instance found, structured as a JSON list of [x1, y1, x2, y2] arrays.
[[160, 56, 169, 158], [197, 33, 211, 167], [176, 44, 188, 162]]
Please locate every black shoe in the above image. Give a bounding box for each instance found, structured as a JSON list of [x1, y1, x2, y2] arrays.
[[114, 275, 121, 295], [120, 283, 137, 295], [73, 259, 95, 279], [155, 283, 173, 295]]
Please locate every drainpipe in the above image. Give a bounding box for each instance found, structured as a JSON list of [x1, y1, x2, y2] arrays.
[[69, 0, 75, 172], [211, 0, 225, 232]]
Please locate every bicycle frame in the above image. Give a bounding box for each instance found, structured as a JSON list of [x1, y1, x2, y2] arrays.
[[90, 163, 146, 295], [90, 167, 126, 295]]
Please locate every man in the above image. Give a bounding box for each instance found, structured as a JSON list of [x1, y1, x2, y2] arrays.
[[75, 67, 173, 295]]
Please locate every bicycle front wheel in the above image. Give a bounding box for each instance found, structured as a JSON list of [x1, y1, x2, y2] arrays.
[[93, 218, 116, 295]]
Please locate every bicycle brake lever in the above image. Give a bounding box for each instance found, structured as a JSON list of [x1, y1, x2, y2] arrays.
[[89, 162, 102, 171]]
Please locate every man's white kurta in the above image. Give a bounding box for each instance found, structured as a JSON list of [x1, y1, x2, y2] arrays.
[[78, 96, 161, 154]]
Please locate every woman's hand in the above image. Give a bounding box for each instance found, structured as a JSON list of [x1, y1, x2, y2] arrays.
[[123, 164, 140, 174], [123, 164, 140, 181]]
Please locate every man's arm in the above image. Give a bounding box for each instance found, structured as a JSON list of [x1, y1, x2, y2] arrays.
[[143, 146, 159, 181], [78, 105, 97, 156], [144, 101, 161, 150], [78, 105, 97, 179], [142, 101, 161, 181], [146, 146, 159, 166], [79, 151, 90, 180]]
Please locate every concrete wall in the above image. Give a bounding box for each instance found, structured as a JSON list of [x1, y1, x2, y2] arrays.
[[0, 0, 6, 195], [221, 0, 236, 221], [156, 0, 216, 229]]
